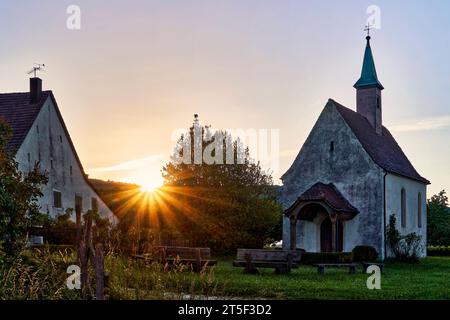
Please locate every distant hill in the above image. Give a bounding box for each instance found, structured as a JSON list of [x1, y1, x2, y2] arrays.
[[89, 178, 140, 192], [89, 178, 143, 224]]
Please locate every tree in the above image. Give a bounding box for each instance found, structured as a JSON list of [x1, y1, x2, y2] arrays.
[[0, 119, 48, 257], [161, 117, 282, 253], [427, 190, 450, 246]]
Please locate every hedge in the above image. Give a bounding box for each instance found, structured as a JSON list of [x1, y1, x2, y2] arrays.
[[352, 245, 378, 262], [301, 252, 353, 265], [427, 246, 450, 256]]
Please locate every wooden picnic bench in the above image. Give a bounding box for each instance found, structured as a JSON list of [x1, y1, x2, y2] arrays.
[[361, 262, 384, 273], [233, 249, 302, 274], [133, 246, 217, 272], [314, 263, 359, 274]]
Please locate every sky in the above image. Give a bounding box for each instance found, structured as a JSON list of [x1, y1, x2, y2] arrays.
[[1, 0, 449, 196]]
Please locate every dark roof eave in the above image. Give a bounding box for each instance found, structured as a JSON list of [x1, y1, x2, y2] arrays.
[[385, 169, 431, 185]]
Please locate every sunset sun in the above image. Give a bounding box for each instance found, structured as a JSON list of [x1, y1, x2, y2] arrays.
[[140, 180, 163, 193]]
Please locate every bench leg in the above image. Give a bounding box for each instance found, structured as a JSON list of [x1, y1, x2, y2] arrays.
[[244, 253, 258, 274], [244, 266, 259, 274], [318, 266, 325, 274], [349, 266, 356, 274], [275, 266, 288, 274]]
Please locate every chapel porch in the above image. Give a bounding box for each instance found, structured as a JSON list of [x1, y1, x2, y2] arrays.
[[284, 182, 359, 253]]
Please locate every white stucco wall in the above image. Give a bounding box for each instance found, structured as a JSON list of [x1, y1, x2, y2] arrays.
[[385, 173, 427, 257], [281, 101, 385, 256], [14, 95, 116, 223]]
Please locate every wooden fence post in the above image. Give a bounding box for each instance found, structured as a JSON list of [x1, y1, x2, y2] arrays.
[[76, 212, 106, 300]]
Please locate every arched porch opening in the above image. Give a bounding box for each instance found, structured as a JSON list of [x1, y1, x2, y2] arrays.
[[284, 182, 358, 253]]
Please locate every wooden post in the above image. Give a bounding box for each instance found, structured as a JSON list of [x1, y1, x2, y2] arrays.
[[76, 211, 106, 300], [195, 248, 201, 272], [76, 208, 82, 267], [94, 244, 105, 300], [160, 246, 167, 265], [330, 214, 337, 252], [79, 214, 92, 299], [290, 218, 297, 251]]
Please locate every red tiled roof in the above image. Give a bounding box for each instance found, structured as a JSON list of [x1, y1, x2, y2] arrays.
[[332, 100, 430, 184], [0, 91, 51, 153], [285, 182, 358, 215]]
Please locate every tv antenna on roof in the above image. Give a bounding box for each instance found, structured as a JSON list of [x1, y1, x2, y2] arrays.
[[27, 63, 45, 78]]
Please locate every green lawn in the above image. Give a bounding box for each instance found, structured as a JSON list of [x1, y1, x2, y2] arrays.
[[207, 256, 450, 299]]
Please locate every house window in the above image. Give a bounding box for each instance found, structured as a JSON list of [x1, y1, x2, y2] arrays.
[[377, 96, 381, 109], [401, 188, 407, 228], [59, 135, 63, 143], [36, 125, 39, 134], [53, 191, 62, 208], [91, 198, 98, 212], [330, 141, 335, 152], [70, 166, 73, 176], [418, 192, 422, 228], [75, 195, 83, 214], [27, 153, 31, 162]]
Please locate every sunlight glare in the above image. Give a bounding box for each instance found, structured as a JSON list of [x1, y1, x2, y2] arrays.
[[140, 181, 163, 193]]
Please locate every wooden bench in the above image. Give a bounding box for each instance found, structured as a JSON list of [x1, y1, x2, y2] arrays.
[[314, 263, 358, 274], [133, 246, 217, 272], [361, 262, 384, 273], [233, 249, 302, 274]]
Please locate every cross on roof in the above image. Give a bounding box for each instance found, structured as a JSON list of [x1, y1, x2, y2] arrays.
[[364, 23, 372, 37]]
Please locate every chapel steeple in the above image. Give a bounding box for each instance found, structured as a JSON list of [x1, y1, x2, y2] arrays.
[[354, 28, 384, 135]]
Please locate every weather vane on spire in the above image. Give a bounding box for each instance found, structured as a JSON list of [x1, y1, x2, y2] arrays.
[[364, 23, 372, 37], [27, 63, 45, 78]]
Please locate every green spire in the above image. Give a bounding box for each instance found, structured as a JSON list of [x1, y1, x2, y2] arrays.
[[354, 36, 384, 90]]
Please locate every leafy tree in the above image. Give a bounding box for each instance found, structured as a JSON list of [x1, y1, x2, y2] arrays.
[[0, 119, 48, 257], [427, 190, 450, 246], [161, 117, 281, 253]]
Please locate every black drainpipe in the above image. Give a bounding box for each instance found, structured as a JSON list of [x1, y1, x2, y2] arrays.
[[383, 171, 388, 260]]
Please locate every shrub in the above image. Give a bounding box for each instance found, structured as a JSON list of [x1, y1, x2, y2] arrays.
[[427, 246, 450, 256], [352, 245, 378, 262], [301, 252, 353, 265], [387, 214, 423, 262]]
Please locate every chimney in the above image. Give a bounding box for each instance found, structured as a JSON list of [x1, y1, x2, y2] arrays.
[[30, 77, 42, 103]]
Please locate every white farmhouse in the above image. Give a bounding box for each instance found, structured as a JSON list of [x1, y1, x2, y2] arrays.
[[0, 77, 115, 222]]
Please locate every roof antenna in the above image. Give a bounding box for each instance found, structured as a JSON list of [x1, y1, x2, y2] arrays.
[[27, 63, 45, 78]]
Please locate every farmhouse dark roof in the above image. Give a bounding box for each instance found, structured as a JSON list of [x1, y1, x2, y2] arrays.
[[285, 182, 358, 215], [0, 91, 51, 153], [332, 99, 430, 184], [0, 89, 116, 214]]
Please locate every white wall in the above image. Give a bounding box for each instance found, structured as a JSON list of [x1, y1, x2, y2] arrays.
[[15, 96, 116, 223], [385, 173, 427, 257]]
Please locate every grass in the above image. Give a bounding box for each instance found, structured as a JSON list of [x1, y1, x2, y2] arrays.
[[2, 248, 449, 300], [208, 256, 450, 299]]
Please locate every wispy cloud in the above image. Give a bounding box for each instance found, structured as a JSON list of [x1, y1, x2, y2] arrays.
[[88, 155, 163, 173], [388, 116, 450, 132]]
